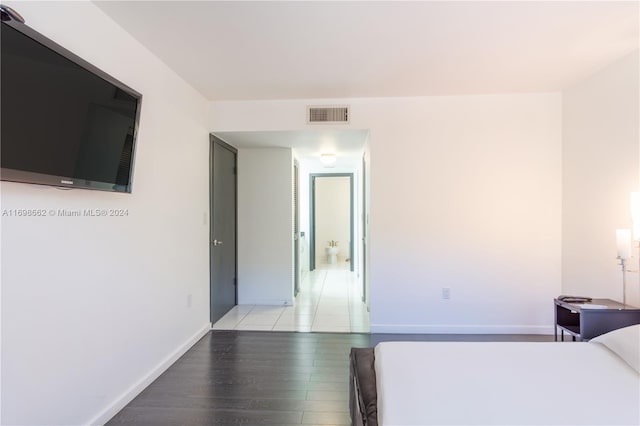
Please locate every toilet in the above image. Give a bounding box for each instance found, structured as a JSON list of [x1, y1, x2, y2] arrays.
[[326, 246, 339, 264]]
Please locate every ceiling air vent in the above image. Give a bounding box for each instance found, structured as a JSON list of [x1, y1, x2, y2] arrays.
[[307, 106, 350, 124]]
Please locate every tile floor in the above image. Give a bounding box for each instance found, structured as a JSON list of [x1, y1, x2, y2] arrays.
[[212, 263, 370, 333]]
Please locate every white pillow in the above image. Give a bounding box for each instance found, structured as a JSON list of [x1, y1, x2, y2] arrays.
[[590, 324, 640, 373]]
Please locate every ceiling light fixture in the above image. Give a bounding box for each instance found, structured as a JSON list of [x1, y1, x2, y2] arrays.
[[320, 153, 336, 166]]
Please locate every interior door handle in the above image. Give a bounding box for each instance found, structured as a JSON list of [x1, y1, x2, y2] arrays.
[[212, 239, 223, 246]]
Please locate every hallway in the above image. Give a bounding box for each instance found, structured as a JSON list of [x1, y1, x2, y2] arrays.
[[212, 263, 369, 333]]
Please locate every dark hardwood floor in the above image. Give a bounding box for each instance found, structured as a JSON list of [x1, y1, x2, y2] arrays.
[[106, 331, 553, 425]]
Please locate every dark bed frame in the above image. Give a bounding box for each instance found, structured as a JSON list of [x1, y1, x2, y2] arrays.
[[349, 348, 378, 426]]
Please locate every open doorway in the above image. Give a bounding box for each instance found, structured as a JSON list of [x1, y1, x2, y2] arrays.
[[208, 129, 370, 333], [309, 173, 354, 272], [286, 172, 369, 332]]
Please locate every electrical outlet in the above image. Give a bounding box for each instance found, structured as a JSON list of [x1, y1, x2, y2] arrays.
[[442, 287, 451, 300]]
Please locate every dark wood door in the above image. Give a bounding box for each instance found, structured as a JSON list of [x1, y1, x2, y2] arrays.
[[210, 136, 237, 324]]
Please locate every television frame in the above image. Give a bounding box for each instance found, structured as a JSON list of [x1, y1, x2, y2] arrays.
[[1, 16, 142, 193]]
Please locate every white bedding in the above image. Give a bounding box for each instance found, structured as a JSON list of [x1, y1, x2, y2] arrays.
[[375, 338, 640, 425]]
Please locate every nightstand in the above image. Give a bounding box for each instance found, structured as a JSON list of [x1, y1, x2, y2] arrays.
[[554, 298, 640, 341]]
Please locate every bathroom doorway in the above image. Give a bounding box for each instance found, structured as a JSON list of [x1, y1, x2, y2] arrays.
[[309, 173, 354, 272]]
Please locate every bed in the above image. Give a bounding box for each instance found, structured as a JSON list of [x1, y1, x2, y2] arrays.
[[350, 324, 640, 426]]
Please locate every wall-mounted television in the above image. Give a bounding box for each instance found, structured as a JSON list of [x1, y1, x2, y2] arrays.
[[1, 10, 142, 193]]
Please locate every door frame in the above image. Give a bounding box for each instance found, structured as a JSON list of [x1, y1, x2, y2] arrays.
[[361, 155, 367, 303], [294, 160, 300, 296], [209, 134, 238, 323], [309, 173, 354, 272]]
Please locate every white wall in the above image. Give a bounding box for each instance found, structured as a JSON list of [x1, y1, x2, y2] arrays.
[[210, 93, 562, 333], [1, 2, 210, 424], [237, 148, 294, 305], [562, 50, 640, 306], [315, 177, 351, 264]]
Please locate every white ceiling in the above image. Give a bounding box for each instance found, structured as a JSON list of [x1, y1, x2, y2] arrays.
[[96, 1, 639, 101], [93, 1, 638, 163]]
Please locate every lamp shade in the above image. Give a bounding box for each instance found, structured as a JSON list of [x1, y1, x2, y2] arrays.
[[616, 228, 632, 260], [631, 192, 640, 240]]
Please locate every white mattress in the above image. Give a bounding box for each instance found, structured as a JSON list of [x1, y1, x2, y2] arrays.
[[375, 341, 640, 425]]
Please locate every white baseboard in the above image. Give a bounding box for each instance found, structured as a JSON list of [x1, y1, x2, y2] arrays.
[[370, 324, 554, 335], [88, 322, 211, 426], [238, 298, 294, 306]]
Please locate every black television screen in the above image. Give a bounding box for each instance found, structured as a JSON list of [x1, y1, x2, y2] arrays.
[[1, 17, 141, 193]]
